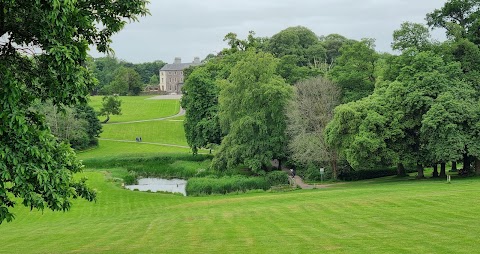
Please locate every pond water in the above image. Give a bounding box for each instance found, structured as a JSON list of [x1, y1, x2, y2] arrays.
[[125, 178, 187, 196]]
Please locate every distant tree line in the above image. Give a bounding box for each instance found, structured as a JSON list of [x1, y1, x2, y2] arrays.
[[87, 56, 165, 95], [182, 0, 480, 180]]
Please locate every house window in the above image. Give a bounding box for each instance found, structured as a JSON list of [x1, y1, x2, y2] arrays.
[[161, 78, 163, 83]]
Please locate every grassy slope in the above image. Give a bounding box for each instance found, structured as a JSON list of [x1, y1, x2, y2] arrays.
[[89, 96, 180, 123], [1, 173, 479, 253], [100, 121, 187, 145], [6, 96, 479, 253], [77, 140, 192, 161]]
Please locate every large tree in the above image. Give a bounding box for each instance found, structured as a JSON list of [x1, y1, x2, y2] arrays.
[[0, 0, 148, 223], [181, 65, 222, 154], [211, 50, 292, 172], [286, 77, 341, 179], [103, 66, 143, 95], [426, 0, 480, 45], [329, 39, 378, 103]]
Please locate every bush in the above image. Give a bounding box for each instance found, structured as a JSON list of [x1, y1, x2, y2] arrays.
[[123, 172, 138, 185], [338, 168, 397, 181], [265, 171, 288, 185], [186, 176, 270, 196]]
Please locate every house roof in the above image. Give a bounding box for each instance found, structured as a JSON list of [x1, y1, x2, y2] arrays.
[[160, 62, 201, 71]]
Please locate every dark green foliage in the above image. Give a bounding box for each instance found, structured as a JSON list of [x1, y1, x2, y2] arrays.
[[212, 51, 292, 172], [329, 39, 378, 103], [265, 26, 339, 83], [181, 65, 222, 154], [426, 0, 480, 45], [84, 154, 214, 180], [133, 61, 166, 84], [186, 176, 270, 196], [74, 104, 102, 149], [265, 171, 289, 186], [102, 66, 143, 95], [338, 168, 398, 181], [91, 57, 164, 95]]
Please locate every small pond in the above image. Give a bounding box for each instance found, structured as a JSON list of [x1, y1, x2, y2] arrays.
[[125, 178, 187, 196]]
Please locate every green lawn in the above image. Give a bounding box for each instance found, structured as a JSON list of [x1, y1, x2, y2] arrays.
[[8, 96, 478, 253], [100, 120, 187, 145], [1, 173, 479, 253], [77, 140, 193, 161], [89, 96, 180, 123]]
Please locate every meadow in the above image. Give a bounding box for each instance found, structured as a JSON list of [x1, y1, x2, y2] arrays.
[[88, 96, 180, 123], [3, 96, 480, 253], [1, 172, 479, 253]]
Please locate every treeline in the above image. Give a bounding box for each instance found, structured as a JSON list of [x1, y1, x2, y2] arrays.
[[182, 0, 480, 180], [87, 56, 166, 95]]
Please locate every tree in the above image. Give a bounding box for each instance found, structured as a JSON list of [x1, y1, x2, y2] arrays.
[[329, 39, 378, 103], [426, 0, 480, 45], [211, 51, 292, 172], [181, 65, 222, 155], [75, 104, 103, 149], [319, 34, 353, 67], [267, 26, 319, 63], [99, 95, 122, 124], [133, 60, 165, 84], [148, 74, 159, 85], [392, 22, 432, 51], [286, 77, 341, 179], [38, 102, 89, 150], [91, 56, 121, 95], [103, 66, 143, 95], [0, 0, 148, 223]]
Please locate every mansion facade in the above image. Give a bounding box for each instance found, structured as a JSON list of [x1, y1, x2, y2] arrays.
[[159, 57, 201, 94]]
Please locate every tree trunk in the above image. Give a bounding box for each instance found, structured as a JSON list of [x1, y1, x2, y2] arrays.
[[439, 163, 446, 178], [451, 161, 457, 172], [432, 164, 439, 178], [461, 154, 470, 176], [331, 160, 338, 180], [278, 159, 282, 171], [102, 115, 110, 124], [476, 158, 480, 176], [396, 163, 406, 177], [416, 164, 425, 179]]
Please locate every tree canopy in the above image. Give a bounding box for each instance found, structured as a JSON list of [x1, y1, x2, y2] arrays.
[[212, 50, 292, 172], [0, 0, 148, 223]]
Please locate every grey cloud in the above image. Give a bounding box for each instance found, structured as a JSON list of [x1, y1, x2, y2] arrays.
[[90, 0, 448, 63]]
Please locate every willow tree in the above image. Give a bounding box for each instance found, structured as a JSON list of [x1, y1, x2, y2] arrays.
[[0, 0, 148, 223]]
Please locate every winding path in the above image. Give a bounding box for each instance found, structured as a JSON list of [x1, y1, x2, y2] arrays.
[[99, 96, 189, 150], [106, 107, 185, 125]]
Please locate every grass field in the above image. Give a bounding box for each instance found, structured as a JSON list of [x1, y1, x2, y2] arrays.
[[5, 96, 480, 253], [101, 121, 187, 145], [1, 173, 479, 253], [88, 96, 180, 123], [77, 140, 194, 161]]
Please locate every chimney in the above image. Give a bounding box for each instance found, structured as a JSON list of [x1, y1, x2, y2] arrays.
[[193, 57, 200, 64], [174, 57, 181, 64]]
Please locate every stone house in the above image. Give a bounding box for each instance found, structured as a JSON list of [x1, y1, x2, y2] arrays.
[[159, 57, 201, 94]]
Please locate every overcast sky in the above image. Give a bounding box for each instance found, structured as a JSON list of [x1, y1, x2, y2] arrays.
[[89, 0, 448, 63]]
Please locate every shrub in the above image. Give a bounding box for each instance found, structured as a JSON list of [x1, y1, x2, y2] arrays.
[[338, 168, 397, 181], [265, 171, 288, 185], [186, 176, 270, 196], [123, 172, 138, 185]]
